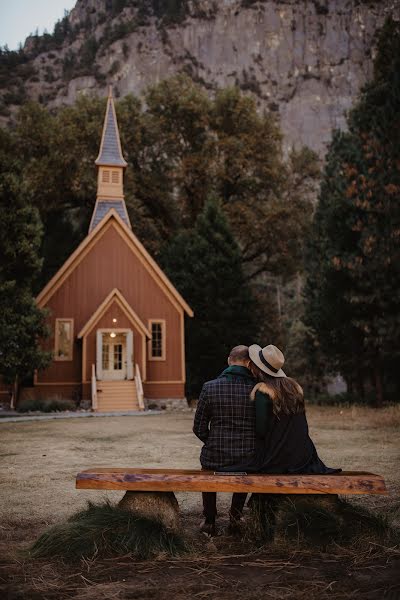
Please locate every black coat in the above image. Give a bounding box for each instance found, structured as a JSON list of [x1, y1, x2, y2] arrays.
[[239, 385, 340, 474]]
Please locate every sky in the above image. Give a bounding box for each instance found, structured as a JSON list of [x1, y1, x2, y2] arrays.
[[0, 0, 77, 50]]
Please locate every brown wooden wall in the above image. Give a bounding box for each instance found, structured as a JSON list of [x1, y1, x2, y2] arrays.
[[26, 384, 81, 402], [143, 382, 185, 399], [37, 222, 185, 390]]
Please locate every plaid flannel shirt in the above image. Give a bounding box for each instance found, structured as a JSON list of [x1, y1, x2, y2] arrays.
[[193, 366, 256, 470]]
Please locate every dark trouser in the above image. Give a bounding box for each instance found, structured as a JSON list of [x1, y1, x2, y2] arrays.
[[202, 492, 247, 522]]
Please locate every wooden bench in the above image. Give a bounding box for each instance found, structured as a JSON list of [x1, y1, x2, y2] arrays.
[[76, 468, 387, 495]]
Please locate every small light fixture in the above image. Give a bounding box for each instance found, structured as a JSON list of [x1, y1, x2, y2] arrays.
[[112, 318, 117, 323], [110, 332, 116, 338]]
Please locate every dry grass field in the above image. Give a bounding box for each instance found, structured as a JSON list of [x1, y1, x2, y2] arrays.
[[1, 405, 400, 599]]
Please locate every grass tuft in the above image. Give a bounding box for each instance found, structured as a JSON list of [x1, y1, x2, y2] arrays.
[[28, 501, 187, 561], [247, 494, 398, 548]]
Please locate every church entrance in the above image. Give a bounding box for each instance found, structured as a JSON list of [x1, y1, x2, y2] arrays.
[[96, 329, 134, 381], [102, 333, 126, 380]]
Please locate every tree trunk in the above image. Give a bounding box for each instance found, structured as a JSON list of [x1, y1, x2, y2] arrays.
[[10, 376, 19, 410]]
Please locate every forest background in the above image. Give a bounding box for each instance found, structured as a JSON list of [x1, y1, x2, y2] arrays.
[[0, 11, 399, 405]]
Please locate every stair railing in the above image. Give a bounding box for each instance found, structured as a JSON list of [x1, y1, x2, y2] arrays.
[[135, 363, 145, 410], [91, 364, 98, 411]]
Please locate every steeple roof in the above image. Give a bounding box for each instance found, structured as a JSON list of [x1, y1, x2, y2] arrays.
[[95, 87, 127, 167], [89, 199, 131, 232]]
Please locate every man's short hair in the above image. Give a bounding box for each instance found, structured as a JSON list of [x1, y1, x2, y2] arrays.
[[228, 345, 249, 363]]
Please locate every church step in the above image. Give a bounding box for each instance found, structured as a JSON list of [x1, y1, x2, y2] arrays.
[[96, 403, 140, 411], [98, 400, 138, 406], [95, 379, 139, 411], [97, 393, 137, 402], [97, 385, 137, 390], [98, 390, 137, 396], [99, 390, 136, 394], [98, 399, 139, 405], [98, 393, 137, 399], [97, 398, 138, 403], [97, 379, 135, 387], [97, 395, 138, 402]]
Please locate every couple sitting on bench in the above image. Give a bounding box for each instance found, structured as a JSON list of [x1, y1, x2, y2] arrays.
[[193, 344, 340, 536]]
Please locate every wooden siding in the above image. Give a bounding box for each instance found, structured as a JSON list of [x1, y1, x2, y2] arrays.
[[143, 382, 185, 399], [30, 384, 81, 402], [38, 222, 184, 386], [37, 336, 82, 383]]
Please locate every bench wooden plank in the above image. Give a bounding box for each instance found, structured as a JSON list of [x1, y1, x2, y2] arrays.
[[76, 468, 388, 495]]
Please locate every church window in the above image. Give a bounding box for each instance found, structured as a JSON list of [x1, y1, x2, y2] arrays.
[[102, 170, 110, 183], [102, 343, 110, 370], [54, 319, 74, 361], [149, 320, 166, 360], [111, 170, 119, 184]]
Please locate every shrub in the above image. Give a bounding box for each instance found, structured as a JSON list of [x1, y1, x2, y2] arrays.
[[42, 398, 76, 412], [29, 501, 187, 561], [17, 397, 76, 413], [17, 399, 43, 412]]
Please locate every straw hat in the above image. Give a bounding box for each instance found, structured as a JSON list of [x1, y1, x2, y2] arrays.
[[248, 344, 287, 378]]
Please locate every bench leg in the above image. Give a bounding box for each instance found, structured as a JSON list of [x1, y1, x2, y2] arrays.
[[119, 491, 180, 533]]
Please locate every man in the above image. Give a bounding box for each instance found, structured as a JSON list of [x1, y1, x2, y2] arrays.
[[193, 345, 256, 535]]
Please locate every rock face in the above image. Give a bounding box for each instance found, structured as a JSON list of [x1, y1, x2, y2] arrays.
[[3, 0, 400, 155]]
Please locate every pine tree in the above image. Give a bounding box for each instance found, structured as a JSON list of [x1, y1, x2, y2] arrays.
[[304, 17, 400, 404], [161, 198, 258, 397], [0, 177, 51, 406]]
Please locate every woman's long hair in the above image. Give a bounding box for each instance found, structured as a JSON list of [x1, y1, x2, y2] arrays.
[[249, 361, 304, 415]]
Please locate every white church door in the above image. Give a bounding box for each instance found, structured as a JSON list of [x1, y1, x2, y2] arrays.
[[96, 330, 134, 381]]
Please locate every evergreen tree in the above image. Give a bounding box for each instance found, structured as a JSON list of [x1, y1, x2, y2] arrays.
[[0, 177, 51, 406], [305, 17, 400, 404], [0, 77, 314, 290], [161, 198, 258, 396]]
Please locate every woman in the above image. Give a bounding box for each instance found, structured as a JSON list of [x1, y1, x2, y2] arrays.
[[245, 344, 340, 474]]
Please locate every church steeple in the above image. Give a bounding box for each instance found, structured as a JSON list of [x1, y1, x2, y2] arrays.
[[95, 86, 128, 170], [89, 87, 131, 232]]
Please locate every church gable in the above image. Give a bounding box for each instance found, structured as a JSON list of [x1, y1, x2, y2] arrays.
[[37, 211, 192, 320], [77, 289, 151, 340]]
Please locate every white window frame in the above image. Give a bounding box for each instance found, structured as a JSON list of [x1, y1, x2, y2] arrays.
[[148, 319, 166, 361], [54, 318, 74, 361]]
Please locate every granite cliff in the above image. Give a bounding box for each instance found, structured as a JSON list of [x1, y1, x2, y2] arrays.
[[2, 0, 400, 154]]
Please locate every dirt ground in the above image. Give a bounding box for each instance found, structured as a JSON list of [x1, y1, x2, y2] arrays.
[[1, 405, 400, 599]]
